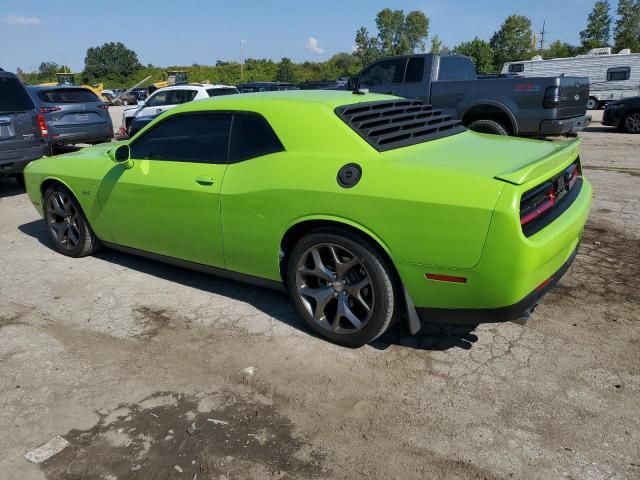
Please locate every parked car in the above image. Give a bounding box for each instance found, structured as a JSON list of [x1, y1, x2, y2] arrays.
[[121, 83, 238, 134], [128, 114, 158, 137], [237, 82, 297, 93], [353, 53, 591, 136], [0, 69, 45, 186], [27, 85, 113, 151], [123, 88, 148, 106], [602, 96, 640, 133], [23, 90, 592, 347]]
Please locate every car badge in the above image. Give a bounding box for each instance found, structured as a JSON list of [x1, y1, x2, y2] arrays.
[[574, 95, 580, 101]]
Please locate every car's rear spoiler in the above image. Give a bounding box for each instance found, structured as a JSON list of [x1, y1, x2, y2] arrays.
[[494, 139, 581, 185]]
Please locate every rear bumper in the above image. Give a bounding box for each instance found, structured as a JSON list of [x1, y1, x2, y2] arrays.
[[0, 144, 45, 175], [602, 109, 622, 127], [539, 115, 591, 135], [48, 124, 114, 145], [415, 247, 578, 325]]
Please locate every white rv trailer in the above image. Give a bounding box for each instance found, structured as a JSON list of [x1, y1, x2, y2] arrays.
[[502, 48, 640, 109]]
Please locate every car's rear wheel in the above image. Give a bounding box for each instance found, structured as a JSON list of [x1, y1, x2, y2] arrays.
[[287, 228, 396, 347], [467, 119, 509, 136], [43, 184, 101, 257], [622, 111, 640, 134]]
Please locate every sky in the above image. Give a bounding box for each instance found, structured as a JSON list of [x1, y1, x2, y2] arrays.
[[0, 0, 620, 72]]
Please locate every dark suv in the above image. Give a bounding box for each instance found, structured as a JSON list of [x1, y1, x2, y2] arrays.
[[0, 70, 45, 185]]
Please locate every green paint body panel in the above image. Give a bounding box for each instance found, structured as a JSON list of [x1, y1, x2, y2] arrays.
[[24, 90, 592, 313]]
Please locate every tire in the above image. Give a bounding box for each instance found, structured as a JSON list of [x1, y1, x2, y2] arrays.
[[43, 183, 101, 257], [14, 174, 25, 188], [586, 97, 598, 110], [123, 99, 129, 106], [467, 119, 509, 136], [621, 111, 640, 134], [286, 228, 396, 347]]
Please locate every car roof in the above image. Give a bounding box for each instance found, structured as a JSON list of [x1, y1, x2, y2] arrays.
[[178, 89, 397, 110], [27, 85, 93, 91], [152, 84, 235, 93]]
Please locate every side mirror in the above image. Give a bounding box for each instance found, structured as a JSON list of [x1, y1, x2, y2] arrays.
[[109, 144, 133, 169]]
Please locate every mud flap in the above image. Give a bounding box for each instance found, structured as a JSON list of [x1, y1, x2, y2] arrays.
[[403, 286, 422, 335]]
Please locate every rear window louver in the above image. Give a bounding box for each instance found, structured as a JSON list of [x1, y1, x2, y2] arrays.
[[335, 99, 465, 151]]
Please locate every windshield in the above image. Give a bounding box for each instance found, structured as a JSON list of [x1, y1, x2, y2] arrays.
[[0, 76, 35, 113], [38, 88, 100, 103], [207, 88, 239, 97]]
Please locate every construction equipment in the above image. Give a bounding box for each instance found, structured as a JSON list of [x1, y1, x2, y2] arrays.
[[148, 70, 188, 93], [39, 70, 106, 101]]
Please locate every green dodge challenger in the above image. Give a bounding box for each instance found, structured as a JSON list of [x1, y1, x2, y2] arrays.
[[24, 91, 592, 347]]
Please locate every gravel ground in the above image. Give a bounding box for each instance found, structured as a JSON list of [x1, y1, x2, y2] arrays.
[[0, 111, 639, 480]]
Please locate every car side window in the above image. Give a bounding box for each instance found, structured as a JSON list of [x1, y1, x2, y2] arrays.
[[509, 64, 524, 73], [404, 57, 425, 83], [438, 57, 476, 81], [183, 90, 198, 102], [607, 67, 630, 81], [229, 113, 284, 162], [359, 58, 407, 87], [130, 113, 232, 164], [145, 91, 169, 107]]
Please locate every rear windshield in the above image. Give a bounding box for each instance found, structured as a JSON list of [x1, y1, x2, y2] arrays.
[[38, 88, 99, 103], [0, 76, 35, 113], [207, 88, 239, 97]]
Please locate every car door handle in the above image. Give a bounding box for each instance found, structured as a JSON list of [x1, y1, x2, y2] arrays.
[[195, 175, 215, 185]]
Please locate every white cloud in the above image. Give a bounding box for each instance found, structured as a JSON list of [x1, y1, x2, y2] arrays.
[[4, 15, 42, 26], [305, 37, 324, 54]]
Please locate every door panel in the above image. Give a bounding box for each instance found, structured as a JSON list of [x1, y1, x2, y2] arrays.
[[98, 112, 233, 268], [98, 159, 228, 267]]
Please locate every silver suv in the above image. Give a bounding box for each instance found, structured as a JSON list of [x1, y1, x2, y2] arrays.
[[0, 69, 45, 186]]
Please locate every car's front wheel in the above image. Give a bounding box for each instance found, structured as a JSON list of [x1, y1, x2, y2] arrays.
[[622, 111, 640, 134], [287, 228, 396, 347], [43, 184, 101, 257]]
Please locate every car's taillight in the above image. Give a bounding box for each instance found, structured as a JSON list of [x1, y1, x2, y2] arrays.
[[520, 182, 556, 226], [36, 114, 48, 137], [543, 86, 561, 109], [98, 104, 109, 110], [40, 106, 61, 113]]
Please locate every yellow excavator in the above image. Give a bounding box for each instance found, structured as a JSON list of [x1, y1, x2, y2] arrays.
[[148, 70, 189, 93], [39, 71, 106, 100]]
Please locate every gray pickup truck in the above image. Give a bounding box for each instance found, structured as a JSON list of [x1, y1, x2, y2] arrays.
[[353, 54, 591, 137]]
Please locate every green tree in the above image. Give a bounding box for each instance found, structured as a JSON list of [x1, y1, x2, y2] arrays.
[[580, 1, 612, 50], [354, 9, 429, 67], [490, 15, 533, 69], [327, 52, 361, 76], [545, 40, 579, 58], [454, 37, 495, 73], [614, 0, 640, 52], [354, 27, 381, 67], [275, 57, 295, 83], [430, 35, 444, 53], [83, 42, 141, 83], [375, 9, 429, 55]]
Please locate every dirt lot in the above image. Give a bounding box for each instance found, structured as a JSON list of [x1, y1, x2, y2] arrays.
[[1, 112, 639, 480]]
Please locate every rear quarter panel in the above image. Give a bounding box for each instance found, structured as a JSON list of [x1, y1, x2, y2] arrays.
[[219, 102, 504, 281]]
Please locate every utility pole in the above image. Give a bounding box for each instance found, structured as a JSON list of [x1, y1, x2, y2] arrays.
[[538, 20, 547, 53]]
